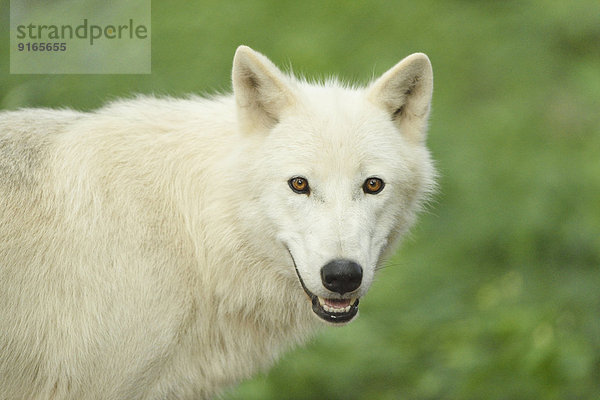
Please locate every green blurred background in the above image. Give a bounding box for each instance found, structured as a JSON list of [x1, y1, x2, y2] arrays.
[[1, 1, 599, 398]]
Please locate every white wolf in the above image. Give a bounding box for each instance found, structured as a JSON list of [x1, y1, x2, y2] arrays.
[[0, 46, 435, 399]]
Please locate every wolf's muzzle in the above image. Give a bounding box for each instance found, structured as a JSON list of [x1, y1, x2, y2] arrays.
[[285, 246, 360, 323]]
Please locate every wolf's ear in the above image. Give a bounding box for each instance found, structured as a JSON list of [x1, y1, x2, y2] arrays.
[[367, 53, 433, 142], [232, 46, 295, 133]]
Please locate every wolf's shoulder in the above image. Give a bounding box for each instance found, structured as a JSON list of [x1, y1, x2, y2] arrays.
[[0, 108, 85, 186], [0, 107, 85, 137]]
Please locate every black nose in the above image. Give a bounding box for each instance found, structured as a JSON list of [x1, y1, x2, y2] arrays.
[[320, 259, 363, 295]]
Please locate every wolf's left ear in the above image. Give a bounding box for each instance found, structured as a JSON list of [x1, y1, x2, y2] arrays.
[[232, 46, 295, 134], [367, 53, 433, 142]]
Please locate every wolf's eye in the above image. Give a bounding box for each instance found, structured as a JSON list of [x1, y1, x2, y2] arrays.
[[288, 177, 310, 194], [363, 177, 385, 194]]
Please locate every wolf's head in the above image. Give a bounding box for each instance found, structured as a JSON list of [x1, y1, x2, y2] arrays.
[[232, 46, 435, 324]]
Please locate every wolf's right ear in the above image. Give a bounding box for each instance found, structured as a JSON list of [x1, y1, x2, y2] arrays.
[[367, 53, 433, 142], [232, 46, 295, 133]]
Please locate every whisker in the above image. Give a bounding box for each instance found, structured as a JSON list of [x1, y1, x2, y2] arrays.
[[375, 261, 404, 271]]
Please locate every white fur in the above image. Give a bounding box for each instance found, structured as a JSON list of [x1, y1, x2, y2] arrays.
[[0, 46, 435, 399]]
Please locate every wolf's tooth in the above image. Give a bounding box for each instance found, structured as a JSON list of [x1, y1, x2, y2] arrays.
[[320, 298, 357, 314]]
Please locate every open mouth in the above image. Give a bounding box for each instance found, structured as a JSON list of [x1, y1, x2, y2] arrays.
[[285, 246, 360, 323], [311, 295, 359, 323]]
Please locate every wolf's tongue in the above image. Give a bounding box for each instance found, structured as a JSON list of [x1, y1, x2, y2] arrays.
[[323, 298, 351, 308]]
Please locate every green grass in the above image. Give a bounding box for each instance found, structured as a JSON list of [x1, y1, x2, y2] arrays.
[[1, 1, 599, 398]]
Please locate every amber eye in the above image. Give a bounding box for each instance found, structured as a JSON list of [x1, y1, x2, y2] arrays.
[[288, 177, 310, 194], [363, 177, 385, 194]]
